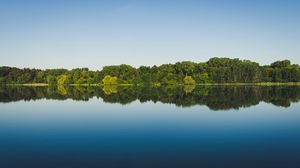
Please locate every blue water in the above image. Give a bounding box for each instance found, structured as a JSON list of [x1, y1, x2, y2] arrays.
[[1, 97, 300, 167]]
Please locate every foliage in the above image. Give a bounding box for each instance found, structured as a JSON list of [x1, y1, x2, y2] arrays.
[[1, 58, 300, 85], [193, 73, 210, 83], [46, 75, 57, 85], [183, 76, 196, 85], [57, 75, 69, 85], [102, 85, 118, 95], [102, 75, 118, 85]]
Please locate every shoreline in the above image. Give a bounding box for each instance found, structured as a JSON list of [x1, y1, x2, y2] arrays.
[[3, 82, 300, 87]]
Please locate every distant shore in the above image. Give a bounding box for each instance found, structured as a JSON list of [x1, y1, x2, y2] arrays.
[[2, 58, 300, 86], [4, 82, 300, 87]]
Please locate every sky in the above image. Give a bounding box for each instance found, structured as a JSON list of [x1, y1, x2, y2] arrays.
[[0, 0, 300, 70]]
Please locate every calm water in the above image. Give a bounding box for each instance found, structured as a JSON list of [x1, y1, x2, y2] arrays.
[[1, 85, 300, 168]]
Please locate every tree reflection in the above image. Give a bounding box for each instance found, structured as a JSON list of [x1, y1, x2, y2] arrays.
[[102, 85, 118, 95], [1, 85, 300, 110]]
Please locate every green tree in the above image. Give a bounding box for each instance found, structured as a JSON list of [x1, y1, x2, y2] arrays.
[[76, 77, 87, 84], [57, 75, 69, 85], [102, 75, 118, 85], [183, 76, 196, 85], [34, 71, 46, 83], [193, 73, 210, 83], [271, 60, 291, 68], [46, 75, 57, 85], [0, 77, 5, 83]]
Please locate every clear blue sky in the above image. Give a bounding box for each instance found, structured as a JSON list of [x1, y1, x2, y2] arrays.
[[1, 0, 300, 70]]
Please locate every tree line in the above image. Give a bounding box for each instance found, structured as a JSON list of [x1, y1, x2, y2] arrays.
[[1, 57, 300, 85]]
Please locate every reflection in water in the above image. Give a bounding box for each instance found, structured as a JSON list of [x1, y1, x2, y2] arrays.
[[0, 85, 300, 110], [102, 85, 118, 95], [1, 85, 300, 168], [183, 84, 196, 94]]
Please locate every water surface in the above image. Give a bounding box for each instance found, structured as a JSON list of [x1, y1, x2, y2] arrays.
[[0, 85, 300, 168]]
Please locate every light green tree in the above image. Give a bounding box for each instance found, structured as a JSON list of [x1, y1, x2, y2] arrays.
[[183, 76, 196, 85], [102, 75, 118, 85], [57, 75, 68, 85]]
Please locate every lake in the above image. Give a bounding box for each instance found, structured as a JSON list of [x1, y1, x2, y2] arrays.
[[0, 85, 300, 168]]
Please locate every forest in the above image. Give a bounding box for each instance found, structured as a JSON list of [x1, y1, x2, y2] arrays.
[[1, 57, 300, 85]]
